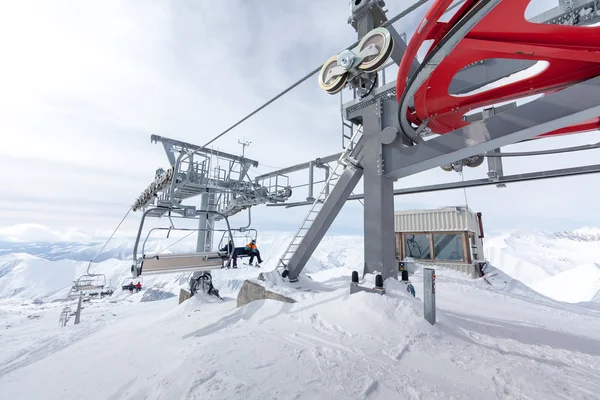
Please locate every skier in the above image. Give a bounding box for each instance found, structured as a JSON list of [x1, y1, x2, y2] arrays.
[[128, 282, 134, 294], [244, 239, 263, 266], [135, 281, 142, 293]]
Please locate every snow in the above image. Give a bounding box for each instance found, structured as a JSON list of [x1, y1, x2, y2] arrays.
[[1, 262, 600, 399], [485, 228, 600, 302], [531, 263, 600, 304], [1, 229, 600, 399]]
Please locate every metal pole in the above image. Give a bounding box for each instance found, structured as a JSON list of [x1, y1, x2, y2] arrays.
[[423, 268, 436, 325], [307, 161, 314, 201], [74, 294, 83, 325], [196, 192, 209, 252]]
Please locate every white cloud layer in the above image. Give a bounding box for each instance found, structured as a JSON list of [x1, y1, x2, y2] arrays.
[[0, 0, 598, 241]]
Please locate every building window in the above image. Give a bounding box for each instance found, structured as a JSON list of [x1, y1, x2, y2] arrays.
[[404, 234, 431, 259], [433, 233, 464, 261]]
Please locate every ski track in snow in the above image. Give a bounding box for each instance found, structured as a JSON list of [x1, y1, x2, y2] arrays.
[[1, 232, 600, 399]]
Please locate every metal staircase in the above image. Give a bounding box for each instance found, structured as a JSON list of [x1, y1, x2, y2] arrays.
[[277, 125, 363, 271]]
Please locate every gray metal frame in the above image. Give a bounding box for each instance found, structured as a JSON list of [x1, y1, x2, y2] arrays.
[[271, 1, 600, 286], [131, 206, 234, 278]]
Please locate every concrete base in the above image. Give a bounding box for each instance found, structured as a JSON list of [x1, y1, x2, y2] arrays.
[[179, 288, 191, 305], [237, 280, 297, 308]]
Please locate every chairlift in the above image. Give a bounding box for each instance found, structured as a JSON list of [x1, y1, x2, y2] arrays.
[[71, 271, 107, 293], [131, 205, 235, 279], [120, 277, 144, 292]]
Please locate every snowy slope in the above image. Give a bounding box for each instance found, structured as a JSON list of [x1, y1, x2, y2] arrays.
[[1, 266, 600, 399], [1, 227, 600, 304], [0, 233, 364, 303], [0, 254, 80, 300], [530, 263, 600, 304], [485, 228, 600, 302]]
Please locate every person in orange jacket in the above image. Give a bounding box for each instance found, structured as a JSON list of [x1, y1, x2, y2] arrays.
[[244, 239, 263, 265]]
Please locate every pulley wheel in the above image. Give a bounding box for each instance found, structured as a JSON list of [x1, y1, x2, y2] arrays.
[[318, 55, 348, 94], [466, 155, 484, 168], [357, 27, 394, 72]]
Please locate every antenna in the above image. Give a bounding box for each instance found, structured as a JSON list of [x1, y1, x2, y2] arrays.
[[238, 138, 251, 158]]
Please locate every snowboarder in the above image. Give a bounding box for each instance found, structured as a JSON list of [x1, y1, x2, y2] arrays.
[[244, 239, 263, 266], [220, 240, 238, 268], [135, 282, 142, 293]]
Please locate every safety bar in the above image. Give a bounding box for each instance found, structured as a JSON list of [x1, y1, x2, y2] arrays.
[[139, 251, 227, 275]]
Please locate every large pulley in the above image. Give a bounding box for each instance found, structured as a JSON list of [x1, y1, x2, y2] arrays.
[[318, 27, 393, 95]]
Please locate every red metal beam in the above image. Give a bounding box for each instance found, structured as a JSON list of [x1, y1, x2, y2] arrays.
[[397, 0, 600, 138]]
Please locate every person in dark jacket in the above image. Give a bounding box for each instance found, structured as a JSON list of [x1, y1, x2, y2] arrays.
[[220, 240, 238, 268]]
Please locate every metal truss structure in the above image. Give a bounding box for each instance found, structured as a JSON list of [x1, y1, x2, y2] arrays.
[[125, 0, 600, 294], [267, 0, 600, 283], [131, 134, 292, 253], [128, 136, 292, 297]]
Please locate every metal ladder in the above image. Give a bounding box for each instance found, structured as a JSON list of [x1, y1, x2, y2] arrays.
[[277, 125, 363, 270]]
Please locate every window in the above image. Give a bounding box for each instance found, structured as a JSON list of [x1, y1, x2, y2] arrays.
[[404, 234, 431, 260], [433, 234, 464, 261]]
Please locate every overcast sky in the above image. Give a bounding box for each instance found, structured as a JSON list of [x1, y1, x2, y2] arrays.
[[1, 0, 597, 243]]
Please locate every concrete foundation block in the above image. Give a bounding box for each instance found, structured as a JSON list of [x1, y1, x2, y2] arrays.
[[237, 280, 296, 308]]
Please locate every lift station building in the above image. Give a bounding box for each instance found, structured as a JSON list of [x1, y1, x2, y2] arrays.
[[394, 207, 484, 278]]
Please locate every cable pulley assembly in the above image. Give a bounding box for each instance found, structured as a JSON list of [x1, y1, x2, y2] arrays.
[[318, 27, 393, 95]]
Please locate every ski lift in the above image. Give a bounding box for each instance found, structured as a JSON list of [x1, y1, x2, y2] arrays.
[[131, 205, 235, 278], [216, 228, 258, 267], [71, 272, 107, 293], [120, 277, 144, 292]]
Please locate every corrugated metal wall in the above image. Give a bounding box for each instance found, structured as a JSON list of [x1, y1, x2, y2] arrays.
[[394, 207, 480, 234]]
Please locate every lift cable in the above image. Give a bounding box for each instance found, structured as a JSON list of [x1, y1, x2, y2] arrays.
[[156, 230, 197, 255], [180, 0, 431, 164], [88, 208, 132, 272], [459, 171, 470, 211]]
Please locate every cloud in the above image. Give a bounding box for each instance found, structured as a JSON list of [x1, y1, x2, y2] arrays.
[[0, 224, 90, 243], [0, 0, 598, 242]]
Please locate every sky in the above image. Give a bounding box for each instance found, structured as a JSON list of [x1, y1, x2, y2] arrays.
[[0, 0, 598, 244]]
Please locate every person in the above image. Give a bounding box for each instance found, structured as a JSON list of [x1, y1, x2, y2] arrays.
[[220, 240, 238, 268], [128, 282, 134, 294], [244, 239, 263, 266], [135, 281, 142, 293]]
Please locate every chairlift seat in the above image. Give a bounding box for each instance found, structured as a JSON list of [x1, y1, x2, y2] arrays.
[[72, 284, 105, 292], [140, 251, 227, 275]]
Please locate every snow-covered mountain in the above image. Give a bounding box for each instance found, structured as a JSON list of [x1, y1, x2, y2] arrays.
[[484, 228, 600, 302], [1, 228, 599, 304], [0, 232, 364, 303]]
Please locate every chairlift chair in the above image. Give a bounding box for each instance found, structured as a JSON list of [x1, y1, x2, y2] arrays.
[[71, 273, 107, 292], [121, 276, 144, 291], [132, 206, 235, 277]]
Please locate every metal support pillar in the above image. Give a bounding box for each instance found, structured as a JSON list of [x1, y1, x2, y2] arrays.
[[307, 161, 315, 201], [347, 98, 398, 281], [197, 192, 211, 252], [423, 268, 436, 325], [74, 294, 82, 325], [350, 0, 388, 39], [287, 165, 363, 281], [319, 163, 330, 196], [487, 148, 506, 188], [205, 192, 216, 252]]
